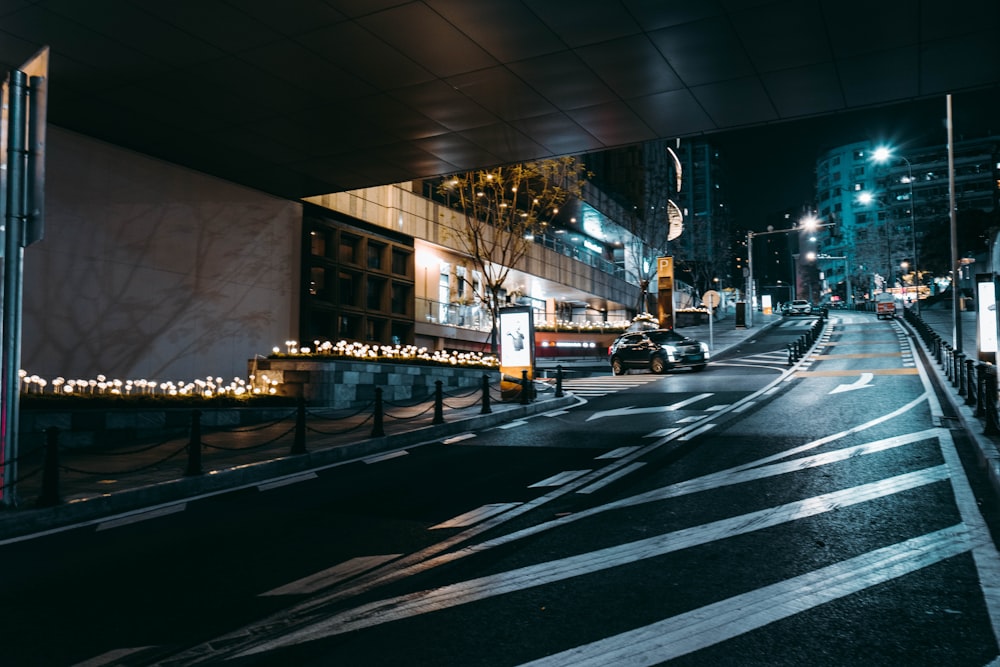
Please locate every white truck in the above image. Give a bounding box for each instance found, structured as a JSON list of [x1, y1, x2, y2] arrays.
[[875, 293, 896, 319]]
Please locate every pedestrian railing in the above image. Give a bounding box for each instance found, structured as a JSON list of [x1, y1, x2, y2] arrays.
[[903, 309, 1000, 435], [786, 310, 829, 365], [5, 370, 563, 510]]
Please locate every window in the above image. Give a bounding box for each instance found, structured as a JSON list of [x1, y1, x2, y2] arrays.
[[391, 248, 410, 275], [367, 242, 385, 270], [310, 267, 328, 299], [339, 234, 360, 264], [391, 282, 410, 315], [338, 314, 360, 340], [310, 229, 331, 257], [366, 276, 385, 310], [339, 271, 357, 306]]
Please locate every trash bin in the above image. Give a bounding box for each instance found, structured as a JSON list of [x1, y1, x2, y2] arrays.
[[735, 301, 747, 328]]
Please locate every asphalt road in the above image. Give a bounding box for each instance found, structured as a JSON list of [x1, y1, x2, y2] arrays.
[[2, 312, 999, 666]]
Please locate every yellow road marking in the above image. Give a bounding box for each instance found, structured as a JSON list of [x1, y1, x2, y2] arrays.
[[795, 368, 919, 377], [821, 340, 898, 345], [811, 352, 901, 360]]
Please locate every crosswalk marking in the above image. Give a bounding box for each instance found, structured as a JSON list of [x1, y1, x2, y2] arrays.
[[560, 374, 663, 397], [259, 555, 401, 597], [595, 446, 642, 459], [528, 470, 591, 488], [429, 503, 522, 530]]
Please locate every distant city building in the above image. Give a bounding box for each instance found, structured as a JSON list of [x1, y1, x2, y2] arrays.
[[814, 136, 1000, 303]]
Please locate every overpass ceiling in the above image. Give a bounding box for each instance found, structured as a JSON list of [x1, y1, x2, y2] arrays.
[[1, 0, 998, 200]]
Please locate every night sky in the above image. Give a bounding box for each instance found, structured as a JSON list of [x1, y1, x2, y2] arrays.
[[711, 86, 1000, 229]]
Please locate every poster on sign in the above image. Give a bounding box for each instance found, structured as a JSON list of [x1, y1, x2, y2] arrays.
[[499, 306, 534, 399]]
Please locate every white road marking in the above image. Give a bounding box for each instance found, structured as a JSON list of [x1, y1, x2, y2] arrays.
[[528, 470, 591, 488], [586, 393, 713, 421], [429, 503, 522, 530], [576, 463, 646, 495], [442, 433, 477, 444], [498, 420, 528, 430], [235, 466, 948, 654], [595, 446, 641, 459], [644, 428, 679, 438], [733, 401, 756, 413], [258, 472, 318, 491], [363, 450, 408, 464], [259, 555, 401, 597], [97, 504, 186, 531], [678, 423, 716, 440], [518, 527, 972, 666], [72, 647, 155, 666]]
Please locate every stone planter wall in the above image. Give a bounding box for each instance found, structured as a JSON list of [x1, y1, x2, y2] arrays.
[[251, 358, 494, 408]]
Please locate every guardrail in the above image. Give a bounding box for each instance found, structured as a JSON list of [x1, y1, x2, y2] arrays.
[[903, 309, 1000, 435], [4, 370, 567, 510], [786, 310, 828, 364]]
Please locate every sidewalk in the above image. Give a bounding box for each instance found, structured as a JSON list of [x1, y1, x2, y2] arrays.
[[0, 311, 782, 541]]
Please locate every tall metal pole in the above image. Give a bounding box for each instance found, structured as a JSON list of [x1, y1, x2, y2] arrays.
[[1, 70, 28, 507], [746, 231, 754, 327], [902, 156, 918, 313], [947, 94, 961, 352]]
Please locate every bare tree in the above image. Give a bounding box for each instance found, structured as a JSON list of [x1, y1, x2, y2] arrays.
[[437, 158, 588, 352]]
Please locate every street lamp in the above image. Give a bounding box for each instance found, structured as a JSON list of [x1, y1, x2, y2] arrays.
[[873, 146, 919, 313], [745, 214, 832, 327]]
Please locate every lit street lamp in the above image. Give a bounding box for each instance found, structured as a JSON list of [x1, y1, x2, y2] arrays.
[[745, 214, 832, 326], [873, 146, 919, 313]]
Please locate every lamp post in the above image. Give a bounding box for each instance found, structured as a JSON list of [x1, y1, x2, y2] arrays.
[[746, 214, 833, 326], [873, 147, 919, 313]]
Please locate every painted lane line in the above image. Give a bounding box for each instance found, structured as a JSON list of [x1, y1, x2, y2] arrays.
[[442, 433, 477, 444], [363, 450, 408, 464], [706, 405, 728, 411], [644, 428, 679, 438], [937, 428, 1000, 645], [733, 401, 756, 413], [576, 462, 646, 495], [678, 423, 716, 440], [430, 503, 523, 530], [258, 472, 318, 491], [235, 466, 949, 654], [97, 503, 187, 531], [498, 420, 528, 430], [72, 647, 156, 666], [596, 446, 642, 459], [528, 470, 591, 488], [259, 555, 402, 597], [518, 526, 971, 666], [676, 416, 702, 423], [544, 410, 569, 416]]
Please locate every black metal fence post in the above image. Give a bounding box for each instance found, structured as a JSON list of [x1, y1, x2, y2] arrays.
[[977, 363, 988, 418], [520, 370, 530, 404], [185, 410, 203, 476], [291, 395, 307, 454], [555, 365, 564, 398], [480, 374, 492, 414], [36, 427, 61, 508], [371, 387, 385, 437], [966, 359, 977, 406], [433, 380, 444, 425]]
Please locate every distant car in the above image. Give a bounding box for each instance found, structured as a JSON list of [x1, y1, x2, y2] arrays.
[[608, 328, 709, 375], [785, 299, 812, 316]]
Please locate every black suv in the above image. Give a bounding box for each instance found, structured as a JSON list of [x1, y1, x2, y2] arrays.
[[608, 329, 709, 375]]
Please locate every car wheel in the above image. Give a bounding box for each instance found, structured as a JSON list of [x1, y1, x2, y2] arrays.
[[650, 356, 667, 374], [611, 358, 627, 375], [692, 364, 707, 373]]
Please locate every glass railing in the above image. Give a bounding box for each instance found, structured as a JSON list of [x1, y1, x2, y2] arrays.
[[417, 297, 632, 335]]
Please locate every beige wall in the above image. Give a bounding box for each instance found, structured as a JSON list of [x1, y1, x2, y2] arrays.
[[22, 128, 301, 382]]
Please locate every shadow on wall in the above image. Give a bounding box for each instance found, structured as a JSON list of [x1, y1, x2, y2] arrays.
[[22, 127, 301, 381]]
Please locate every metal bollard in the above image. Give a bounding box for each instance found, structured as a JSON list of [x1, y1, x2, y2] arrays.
[[291, 395, 307, 454], [953, 351, 963, 389], [787, 343, 795, 365], [520, 369, 530, 404], [555, 365, 564, 398], [185, 409, 203, 476], [480, 374, 492, 414], [977, 363, 988, 418], [371, 387, 385, 437], [36, 427, 61, 508], [966, 359, 977, 406], [433, 380, 444, 425]]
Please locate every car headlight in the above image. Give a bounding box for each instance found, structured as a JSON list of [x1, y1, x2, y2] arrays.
[[662, 345, 678, 361], [699, 342, 711, 358]]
